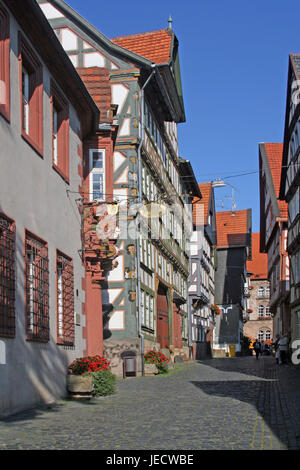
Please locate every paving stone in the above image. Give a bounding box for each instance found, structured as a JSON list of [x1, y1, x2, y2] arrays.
[[0, 357, 299, 450]]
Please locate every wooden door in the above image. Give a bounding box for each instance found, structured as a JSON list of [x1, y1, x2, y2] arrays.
[[157, 290, 169, 348]]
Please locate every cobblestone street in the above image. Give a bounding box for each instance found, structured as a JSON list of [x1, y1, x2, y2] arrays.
[[0, 356, 299, 450]]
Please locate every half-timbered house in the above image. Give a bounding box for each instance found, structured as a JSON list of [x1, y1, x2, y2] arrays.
[[189, 182, 217, 359], [279, 55, 300, 346], [259, 143, 290, 339], [37, 0, 196, 376]]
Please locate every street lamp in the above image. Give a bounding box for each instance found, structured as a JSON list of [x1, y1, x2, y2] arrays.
[[212, 178, 237, 212]]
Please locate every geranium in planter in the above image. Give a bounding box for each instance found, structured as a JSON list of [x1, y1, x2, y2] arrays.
[[67, 355, 112, 397], [68, 355, 110, 375], [144, 350, 169, 374], [211, 304, 221, 315]]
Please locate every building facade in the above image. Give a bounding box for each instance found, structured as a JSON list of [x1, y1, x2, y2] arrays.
[[189, 182, 217, 359], [243, 233, 272, 345], [38, 0, 197, 376], [279, 54, 300, 346], [0, 0, 106, 416], [214, 209, 252, 356], [259, 143, 290, 339]]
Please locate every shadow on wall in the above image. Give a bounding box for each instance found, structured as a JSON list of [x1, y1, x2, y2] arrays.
[[0, 217, 77, 419]]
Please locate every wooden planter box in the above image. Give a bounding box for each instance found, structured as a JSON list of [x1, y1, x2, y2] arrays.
[[67, 374, 94, 398]]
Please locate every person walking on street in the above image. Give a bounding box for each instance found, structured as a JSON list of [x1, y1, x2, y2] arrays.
[[279, 333, 289, 365], [253, 339, 261, 360]]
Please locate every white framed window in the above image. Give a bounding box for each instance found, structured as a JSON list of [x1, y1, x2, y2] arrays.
[[265, 286, 270, 298], [22, 66, 29, 135], [89, 149, 105, 201], [52, 105, 58, 165], [150, 296, 154, 330], [258, 286, 264, 298], [141, 291, 145, 325], [258, 330, 264, 341], [265, 330, 271, 341], [145, 293, 149, 327], [258, 305, 264, 317]]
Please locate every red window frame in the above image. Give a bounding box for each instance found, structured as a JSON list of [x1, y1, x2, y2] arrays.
[[56, 250, 74, 346], [24, 230, 49, 342], [51, 81, 69, 182], [0, 213, 15, 338], [0, 3, 10, 121], [18, 33, 43, 156]]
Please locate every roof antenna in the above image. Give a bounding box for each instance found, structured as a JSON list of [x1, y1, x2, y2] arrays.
[[168, 15, 173, 29]]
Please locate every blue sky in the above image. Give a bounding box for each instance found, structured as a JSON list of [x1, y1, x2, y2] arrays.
[[68, 0, 300, 232]]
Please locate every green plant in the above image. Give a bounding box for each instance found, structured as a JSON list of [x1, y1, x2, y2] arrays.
[[87, 369, 116, 397], [144, 350, 169, 374]]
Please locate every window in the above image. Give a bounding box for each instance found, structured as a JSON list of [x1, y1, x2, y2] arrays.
[[258, 286, 264, 298], [265, 286, 270, 298], [289, 188, 300, 224], [265, 306, 271, 317], [51, 81, 69, 181], [141, 290, 154, 330], [0, 4, 10, 121], [56, 251, 74, 345], [22, 66, 29, 134], [258, 330, 264, 341], [265, 330, 271, 341], [0, 214, 15, 338], [89, 149, 105, 201], [19, 34, 43, 155], [258, 305, 264, 317], [25, 232, 49, 341]]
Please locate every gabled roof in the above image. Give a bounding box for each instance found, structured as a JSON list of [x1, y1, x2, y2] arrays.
[[246, 233, 268, 280], [42, 1, 185, 123], [260, 143, 288, 218], [216, 209, 251, 248], [193, 183, 212, 226], [111, 29, 173, 65]]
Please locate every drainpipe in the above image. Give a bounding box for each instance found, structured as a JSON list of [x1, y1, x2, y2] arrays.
[[137, 66, 156, 376]]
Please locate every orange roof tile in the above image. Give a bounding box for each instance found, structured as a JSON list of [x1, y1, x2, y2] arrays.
[[216, 209, 250, 248], [111, 29, 172, 64], [246, 233, 268, 279], [193, 183, 212, 226], [77, 67, 111, 123], [263, 143, 288, 218]]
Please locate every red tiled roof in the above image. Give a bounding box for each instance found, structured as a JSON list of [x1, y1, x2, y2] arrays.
[[263, 143, 288, 218], [193, 183, 212, 226], [216, 209, 250, 248], [111, 29, 172, 64], [246, 233, 268, 279], [76, 67, 111, 123]]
